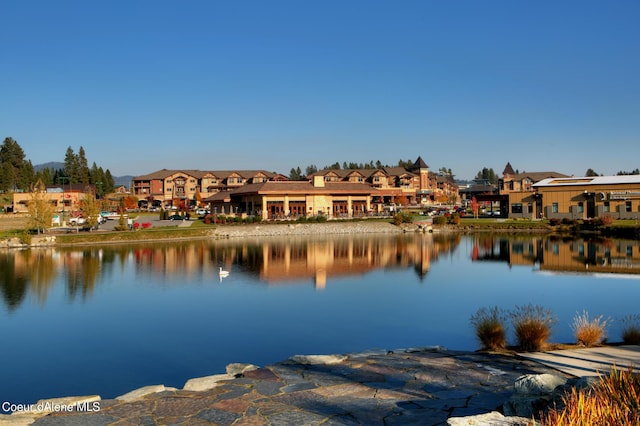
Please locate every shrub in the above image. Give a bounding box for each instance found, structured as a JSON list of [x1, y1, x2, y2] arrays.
[[433, 216, 447, 226], [600, 214, 614, 226], [539, 366, 640, 425], [621, 314, 640, 345], [393, 212, 413, 225], [449, 213, 461, 225], [470, 306, 507, 351], [549, 218, 561, 226], [571, 310, 610, 347], [509, 304, 556, 352]]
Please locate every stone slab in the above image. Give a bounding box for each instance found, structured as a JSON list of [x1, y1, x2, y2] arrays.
[[519, 345, 640, 377]]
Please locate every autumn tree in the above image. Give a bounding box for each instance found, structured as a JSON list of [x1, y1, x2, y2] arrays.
[[27, 180, 55, 234], [470, 196, 479, 219], [78, 186, 103, 229]]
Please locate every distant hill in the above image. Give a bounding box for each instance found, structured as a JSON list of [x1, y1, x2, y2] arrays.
[[33, 161, 64, 172], [34, 162, 133, 189], [114, 176, 133, 188]]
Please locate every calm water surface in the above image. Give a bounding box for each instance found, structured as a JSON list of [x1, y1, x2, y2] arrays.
[[1, 233, 639, 407]]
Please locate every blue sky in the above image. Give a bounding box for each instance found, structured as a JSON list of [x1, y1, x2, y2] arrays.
[[2, 1, 639, 180]]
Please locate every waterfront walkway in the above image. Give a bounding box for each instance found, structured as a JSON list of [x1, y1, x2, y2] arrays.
[[5, 346, 638, 425]]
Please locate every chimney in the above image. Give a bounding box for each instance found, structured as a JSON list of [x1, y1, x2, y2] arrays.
[[313, 175, 325, 187]]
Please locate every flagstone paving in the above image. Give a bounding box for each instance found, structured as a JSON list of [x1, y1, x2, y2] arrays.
[[0, 348, 640, 426], [17, 347, 573, 426]]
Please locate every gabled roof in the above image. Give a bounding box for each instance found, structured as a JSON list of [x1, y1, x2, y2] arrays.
[[133, 169, 280, 180], [383, 167, 416, 178], [311, 169, 378, 179], [503, 162, 515, 176], [515, 171, 569, 183], [410, 156, 429, 170]]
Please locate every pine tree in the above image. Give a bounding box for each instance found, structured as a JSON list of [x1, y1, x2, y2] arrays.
[[0, 137, 31, 191], [64, 146, 79, 184], [77, 146, 90, 184]]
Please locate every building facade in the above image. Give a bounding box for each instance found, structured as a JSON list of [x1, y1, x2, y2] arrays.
[[506, 175, 640, 220], [131, 169, 287, 209], [204, 176, 375, 219], [132, 156, 459, 217], [12, 185, 89, 214]]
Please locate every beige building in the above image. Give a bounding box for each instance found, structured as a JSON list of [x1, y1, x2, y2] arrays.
[[507, 175, 640, 220], [204, 176, 375, 219], [131, 156, 459, 216], [131, 169, 286, 209], [12, 185, 89, 215]]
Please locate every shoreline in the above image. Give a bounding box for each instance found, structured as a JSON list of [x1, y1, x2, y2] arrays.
[[0, 345, 568, 425], [6, 344, 637, 425]]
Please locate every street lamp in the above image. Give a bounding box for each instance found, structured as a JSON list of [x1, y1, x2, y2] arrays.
[[59, 176, 68, 225]]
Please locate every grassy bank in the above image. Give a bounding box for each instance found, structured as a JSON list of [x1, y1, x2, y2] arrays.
[[54, 227, 215, 245]]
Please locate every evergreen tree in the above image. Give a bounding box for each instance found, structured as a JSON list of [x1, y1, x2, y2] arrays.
[[0, 137, 31, 192], [77, 146, 90, 184], [104, 169, 115, 193], [35, 167, 54, 186], [64, 146, 79, 184], [289, 167, 301, 180], [305, 165, 318, 176]]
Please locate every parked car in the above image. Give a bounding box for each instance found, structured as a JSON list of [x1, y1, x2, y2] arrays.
[[168, 214, 186, 221], [196, 208, 209, 216], [68, 217, 87, 225], [69, 215, 106, 226], [100, 211, 126, 220]]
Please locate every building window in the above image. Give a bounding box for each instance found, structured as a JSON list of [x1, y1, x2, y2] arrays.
[[552, 203, 559, 213], [577, 202, 584, 213], [604, 202, 610, 212], [626, 201, 632, 212], [511, 203, 523, 214]]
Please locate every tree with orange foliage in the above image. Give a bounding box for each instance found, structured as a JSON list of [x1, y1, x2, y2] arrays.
[[470, 196, 479, 219], [122, 196, 138, 211]]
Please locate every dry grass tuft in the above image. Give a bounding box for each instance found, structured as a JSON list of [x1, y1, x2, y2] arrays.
[[510, 304, 556, 352], [539, 366, 640, 425], [621, 314, 640, 345], [470, 306, 507, 351], [571, 310, 610, 347]]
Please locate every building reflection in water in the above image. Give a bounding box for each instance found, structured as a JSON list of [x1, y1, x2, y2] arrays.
[[471, 235, 640, 275], [3, 234, 639, 309], [0, 234, 459, 308]]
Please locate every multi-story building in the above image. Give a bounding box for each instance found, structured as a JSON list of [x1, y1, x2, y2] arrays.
[[499, 162, 568, 195], [132, 156, 459, 218], [131, 169, 287, 209], [309, 156, 458, 207]]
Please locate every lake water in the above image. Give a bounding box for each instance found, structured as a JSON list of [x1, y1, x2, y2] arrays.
[[1, 233, 639, 408]]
